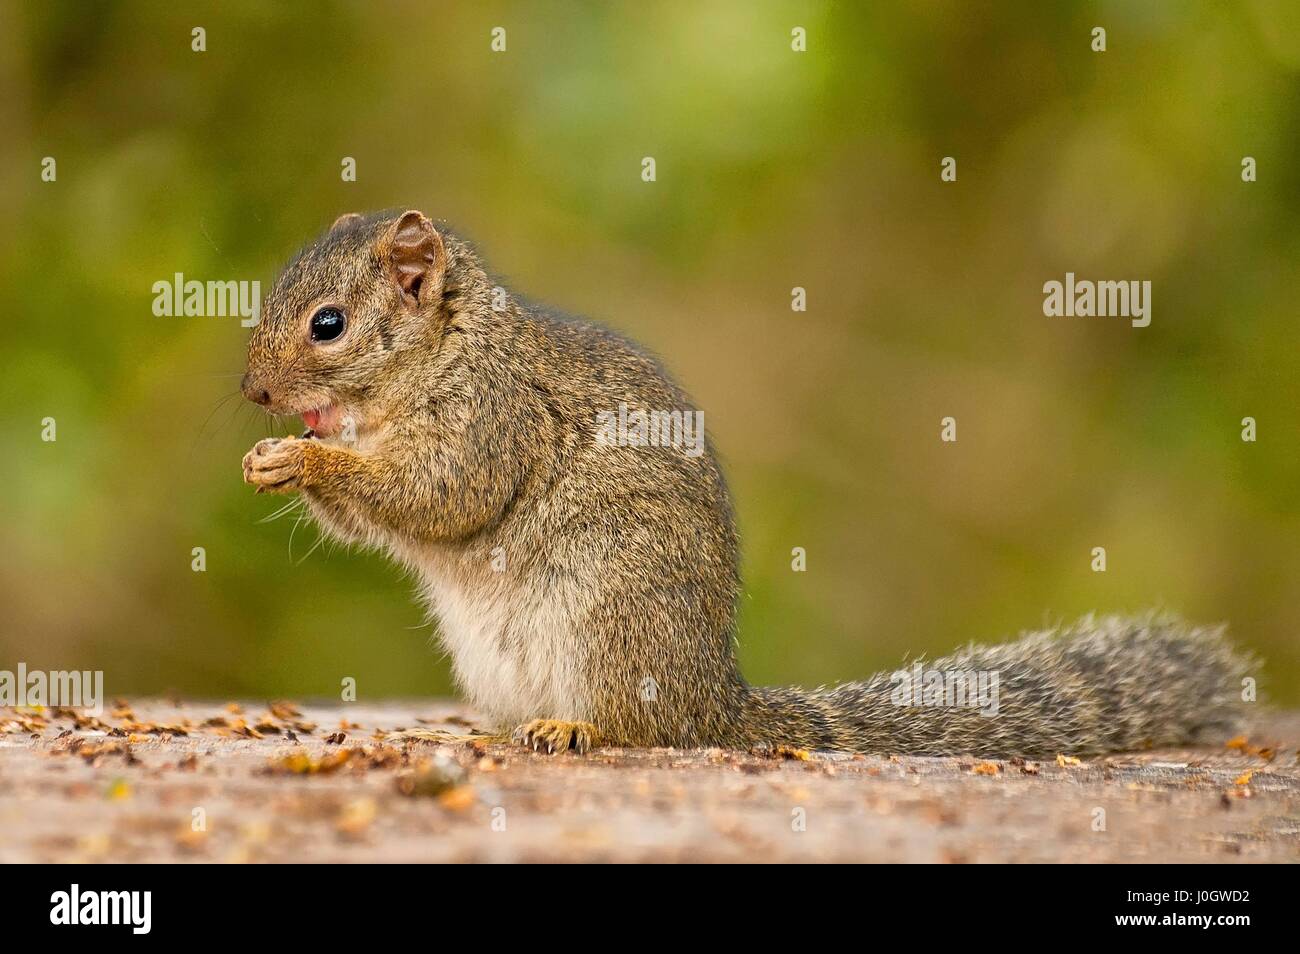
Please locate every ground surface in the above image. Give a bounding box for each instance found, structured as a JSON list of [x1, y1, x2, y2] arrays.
[[1, 700, 1297, 863]]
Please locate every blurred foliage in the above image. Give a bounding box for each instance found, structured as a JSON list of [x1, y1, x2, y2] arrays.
[[0, 1, 1297, 703]]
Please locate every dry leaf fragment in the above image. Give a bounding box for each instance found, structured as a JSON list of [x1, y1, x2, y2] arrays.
[[268, 700, 302, 720], [106, 778, 131, 801], [362, 745, 405, 769], [437, 785, 476, 812], [77, 740, 139, 765], [120, 721, 188, 736], [265, 747, 354, 775], [1223, 735, 1277, 761], [1056, 754, 1082, 767], [972, 761, 1001, 776], [336, 798, 377, 838], [175, 828, 209, 853], [229, 719, 263, 739], [396, 755, 466, 797]]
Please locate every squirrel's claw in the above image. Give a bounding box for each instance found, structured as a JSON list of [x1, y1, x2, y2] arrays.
[[242, 437, 306, 494], [512, 719, 601, 755]]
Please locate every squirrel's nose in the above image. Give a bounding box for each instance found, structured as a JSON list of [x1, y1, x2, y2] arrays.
[[241, 373, 273, 406]]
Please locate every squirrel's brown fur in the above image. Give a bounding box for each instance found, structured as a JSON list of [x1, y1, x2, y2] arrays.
[[241, 210, 1252, 757]]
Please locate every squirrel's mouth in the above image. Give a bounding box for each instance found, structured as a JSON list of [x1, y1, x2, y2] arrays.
[[302, 403, 343, 437]]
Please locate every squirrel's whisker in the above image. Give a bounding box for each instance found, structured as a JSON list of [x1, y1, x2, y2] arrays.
[[259, 497, 304, 524], [295, 530, 327, 565]]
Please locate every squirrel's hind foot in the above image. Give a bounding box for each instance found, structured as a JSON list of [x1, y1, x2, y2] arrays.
[[512, 719, 601, 755]]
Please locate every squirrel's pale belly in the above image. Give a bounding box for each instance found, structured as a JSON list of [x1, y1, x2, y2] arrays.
[[406, 548, 588, 728], [305, 495, 587, 726]]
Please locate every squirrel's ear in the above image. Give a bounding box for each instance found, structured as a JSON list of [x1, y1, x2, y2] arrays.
[[330, 212, 363, 233], [381, 210, 446, 307]]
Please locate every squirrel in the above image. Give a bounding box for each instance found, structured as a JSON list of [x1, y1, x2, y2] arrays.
[[241, 209, 1252, 757]]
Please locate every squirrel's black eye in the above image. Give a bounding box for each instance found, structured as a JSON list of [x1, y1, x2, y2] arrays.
[[309, 307, 346, 343]]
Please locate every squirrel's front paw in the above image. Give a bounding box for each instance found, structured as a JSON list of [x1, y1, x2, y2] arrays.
[[512, 719, 601, 755], [242, 437, 307, 493]]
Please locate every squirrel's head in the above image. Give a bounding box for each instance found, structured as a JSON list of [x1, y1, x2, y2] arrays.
[[242, 209, 449, 437]]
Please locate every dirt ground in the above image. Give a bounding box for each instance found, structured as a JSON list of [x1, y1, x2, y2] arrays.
[[1, 700, 1296, 863]]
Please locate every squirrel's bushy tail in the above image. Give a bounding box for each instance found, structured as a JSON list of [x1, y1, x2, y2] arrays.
[[744, 614, 1254, 757]]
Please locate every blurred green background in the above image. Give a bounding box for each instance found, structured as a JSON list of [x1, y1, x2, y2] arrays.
[[1, 1, 1297, 703]]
